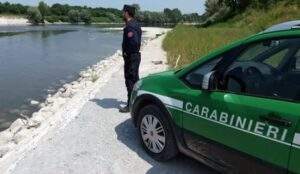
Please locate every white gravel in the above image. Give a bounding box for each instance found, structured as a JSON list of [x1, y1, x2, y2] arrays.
[[0, 29, 216, 174]]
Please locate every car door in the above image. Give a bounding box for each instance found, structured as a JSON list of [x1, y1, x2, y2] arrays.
[[287, 49, 300, 174], [181, 38, 300, 173]]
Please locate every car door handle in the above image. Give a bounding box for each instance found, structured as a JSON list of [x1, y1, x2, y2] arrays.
[[259, 114, 292, 127]]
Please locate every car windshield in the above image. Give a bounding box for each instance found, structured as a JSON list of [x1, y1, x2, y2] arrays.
[[237, 39, 297, 68]]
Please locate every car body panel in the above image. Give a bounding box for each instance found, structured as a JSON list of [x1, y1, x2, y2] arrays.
[[130, 28, 300, 173], [181, 88, 299, 171], [288, 123, 300, 174]]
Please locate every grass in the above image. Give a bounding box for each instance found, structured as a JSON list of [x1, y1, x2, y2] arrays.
[[163, 2, 300, 68], [163, 25, 251, 67]]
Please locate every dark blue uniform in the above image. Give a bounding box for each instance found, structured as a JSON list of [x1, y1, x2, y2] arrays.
[[122, 19, 142, 105]]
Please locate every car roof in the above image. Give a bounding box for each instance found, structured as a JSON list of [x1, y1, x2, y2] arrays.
[[262, 20, 300, 33], [247, 23, 300, 43]]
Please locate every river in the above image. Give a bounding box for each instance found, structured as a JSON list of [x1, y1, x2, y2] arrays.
[[0, 25, 124, 131]]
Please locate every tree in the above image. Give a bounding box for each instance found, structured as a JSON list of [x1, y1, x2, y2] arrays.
[[38, 1, 50, 21], [131, 4, 141, 12], [222, 0, 250, 11], [80, 9, 92, 24], [132, 4, 141, 20], [142, 11, 152, 24], [202, 0, 232, 26], [105, 12, 117, 22], [27, 7, 43, 25], [0, 2, 28, 15], [163, 8, 182, 24], [171, 8, 182, 23], [68, 9, 80, 23], [51, 3, 70, 16], [205, 0, 222, 16], [163, 8, 173, 23]]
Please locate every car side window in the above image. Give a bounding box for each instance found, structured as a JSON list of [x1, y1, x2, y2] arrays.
[[294, 49, 300, 71], [263, 48, 289, 68], [237, 43, 270, 61], [224, 38, 300, 102], [185, 58, 221, 88]]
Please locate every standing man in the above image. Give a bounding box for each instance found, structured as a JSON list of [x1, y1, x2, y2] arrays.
[[119, 5, 142, 113]]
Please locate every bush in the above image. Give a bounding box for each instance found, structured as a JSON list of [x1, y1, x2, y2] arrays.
[[80, 9, 92, 24], [91, 16, 111, 23], [68, 9, 80, 23], [59, 16, 69, 22], [44, 15, 60, 23], [27, 7, 43, 25]]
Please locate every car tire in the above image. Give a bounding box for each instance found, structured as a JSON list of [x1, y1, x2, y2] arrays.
[[137, 104, 178, 161]]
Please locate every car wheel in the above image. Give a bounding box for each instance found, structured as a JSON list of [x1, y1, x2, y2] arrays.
[[137, 104, 178, 161]]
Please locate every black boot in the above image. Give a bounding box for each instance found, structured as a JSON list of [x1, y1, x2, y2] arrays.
[[119, 105, 129, 113]]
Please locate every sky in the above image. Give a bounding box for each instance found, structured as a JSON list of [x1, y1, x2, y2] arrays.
[[2, 0, 206, 14]]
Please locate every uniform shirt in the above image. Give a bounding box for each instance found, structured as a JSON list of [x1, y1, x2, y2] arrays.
[[122, 19, 142, 55]]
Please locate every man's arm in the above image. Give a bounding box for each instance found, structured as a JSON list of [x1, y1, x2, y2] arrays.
[[126, 26, 139, 49]]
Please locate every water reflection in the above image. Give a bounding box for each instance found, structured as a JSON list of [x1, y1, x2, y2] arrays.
[[40, 30, 76, 38], [0, 29, 77, 39], [0, 31, 27, 37]]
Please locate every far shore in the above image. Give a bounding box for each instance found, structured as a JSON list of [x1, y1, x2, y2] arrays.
[[0, 16, 29, 26], [0, 16, 123, 26], [0, 15, 178, 27]]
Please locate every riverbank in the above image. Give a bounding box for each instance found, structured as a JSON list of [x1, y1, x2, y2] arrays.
[[162, 3, 300, 68], [0, 27, 171, 173], [0, 16, 29, 26]]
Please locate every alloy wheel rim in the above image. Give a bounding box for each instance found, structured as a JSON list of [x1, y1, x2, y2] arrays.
[[140, 114, 166, 153]]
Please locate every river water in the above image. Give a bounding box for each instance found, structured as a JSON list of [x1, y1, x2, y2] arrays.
[[0, 25, 123, 130]]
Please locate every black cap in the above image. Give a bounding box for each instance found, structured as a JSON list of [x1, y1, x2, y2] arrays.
[[123, 5, 136, 17]]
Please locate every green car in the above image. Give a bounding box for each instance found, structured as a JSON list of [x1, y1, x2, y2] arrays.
[[130, 21, 300, 174]]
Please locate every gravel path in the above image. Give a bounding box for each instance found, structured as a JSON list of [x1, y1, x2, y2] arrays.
[[7, 35, 216, 174]]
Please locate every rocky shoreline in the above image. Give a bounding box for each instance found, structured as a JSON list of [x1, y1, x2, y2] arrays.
[[0, 50, 123, 159]]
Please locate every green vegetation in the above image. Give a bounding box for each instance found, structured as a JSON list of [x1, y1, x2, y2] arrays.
[[27, 7, 43, 25], [67, 10, 80, 24], [38, 1, 50, 22], [163, 26, 250, 67], [0, 1, 123, 24], [201, 0, 300, 27], [0, 2, 28, 15], [0, 1, 203, 25], [163, 1, 300, 68], [80, 10, 92, 24]]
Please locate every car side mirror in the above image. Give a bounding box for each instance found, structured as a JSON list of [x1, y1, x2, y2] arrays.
[[202, 71, 215, 90]]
